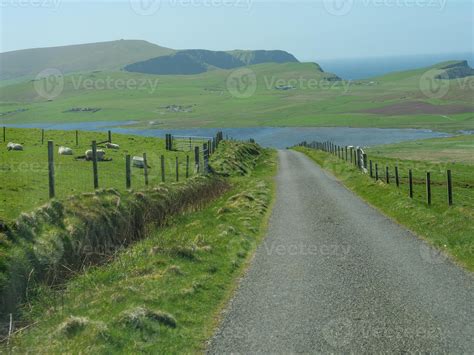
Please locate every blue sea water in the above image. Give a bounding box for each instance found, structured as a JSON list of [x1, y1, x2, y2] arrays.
[[317, 52, 474, 80]]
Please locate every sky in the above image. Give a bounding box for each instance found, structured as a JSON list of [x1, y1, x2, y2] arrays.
[[0, 0, 472, 60]]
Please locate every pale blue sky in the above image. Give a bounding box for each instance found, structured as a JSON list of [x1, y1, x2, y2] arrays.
[[1, 0, 472, 60]]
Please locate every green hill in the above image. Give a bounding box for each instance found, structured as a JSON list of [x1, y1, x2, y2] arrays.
[[124, 49, 299, 75], [0, 40, 175, 80], [0, 59, 472, 132]]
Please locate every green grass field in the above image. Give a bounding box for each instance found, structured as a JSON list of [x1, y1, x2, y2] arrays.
[[295, 141, 474, 271], [0, 128, 202, 222], [1, 61, 472, 132], [366, 134, 474, 164], [2, 144, 277, 353]]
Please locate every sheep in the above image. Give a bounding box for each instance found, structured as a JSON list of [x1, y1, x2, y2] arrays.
[[58, 146, 73, 155], [132, 156, 145, 168], [105, 142, 120, 149], [7, 142, 23, 151], [85, 149, 106, 161]]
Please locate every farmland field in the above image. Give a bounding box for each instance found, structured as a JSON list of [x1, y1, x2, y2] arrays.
[[0, 61, 473, 132], [366, 134, 474, 164], [0, 128, 201, 222]]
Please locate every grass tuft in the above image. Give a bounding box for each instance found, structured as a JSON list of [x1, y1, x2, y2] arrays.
[[120, 307, 177, 329], [57, 316, 90, 337]]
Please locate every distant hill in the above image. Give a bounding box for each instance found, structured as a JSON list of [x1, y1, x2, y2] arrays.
[[434, 60, 474, 79], [124, 49, 299, 75], [0, 40, 175, 80]]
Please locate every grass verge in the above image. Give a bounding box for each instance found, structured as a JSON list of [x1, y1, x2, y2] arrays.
[[294, 147, 474, 272], [1, 144, 277, 353]]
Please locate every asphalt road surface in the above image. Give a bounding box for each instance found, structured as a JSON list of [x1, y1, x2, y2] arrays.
[[208, 149, 473, 353]]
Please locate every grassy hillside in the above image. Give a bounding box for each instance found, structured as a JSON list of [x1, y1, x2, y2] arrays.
[[0, 40, 174, 80], [294, 142, 474, 271], [1, 142, 277, 353], [0, 60, 472, 131]]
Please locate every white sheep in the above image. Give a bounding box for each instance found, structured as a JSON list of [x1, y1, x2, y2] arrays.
[[7, 142, 23, 151], [105, 142, 120, 149], [58, 146, 73, 155], [132, 156, 145, 168], [85, 149, 106, 161]]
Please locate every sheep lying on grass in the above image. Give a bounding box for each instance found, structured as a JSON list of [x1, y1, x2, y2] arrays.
[[7, 142, 23, 151], [105, 142, 120, 149], [132, 156, 148, 168], [58, 146, 73, 155], [85, 149, 106, 161]]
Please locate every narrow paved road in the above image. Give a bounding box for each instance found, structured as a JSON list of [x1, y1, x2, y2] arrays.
[[208, 150, 473, 353]]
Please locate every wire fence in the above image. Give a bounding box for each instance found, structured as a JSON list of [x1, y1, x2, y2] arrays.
[[0, 127, 224, 221], [297, 140, 474, 209]]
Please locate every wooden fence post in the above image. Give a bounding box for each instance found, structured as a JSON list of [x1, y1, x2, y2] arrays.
[[386, 166, 389, 184], [47, 140, 55, 198], [108, 130, 112, 143], [203, 143, 209, 173], [143, 153, 149, 186], [363, 153, 368, 170], [409, 169, 413, 198], [2, 126, 5, 142], [186, 155, 189, 178], [395, 166, 400, 187], [126, 155, 131, 189], [41, 129, 44, 145], [194, 146, 200, 173], [175, 156, 179, 182], [75, 130, 79, 146], [345, 147, 348, 161], [426, 172, 431, 206], [375, 163, 379, 180], [447, 170, 453, 206], [370, 160, 373, 178], [160, 155, 165, 182], [91, 141, 99, 189], [350, 148, 353, 163]]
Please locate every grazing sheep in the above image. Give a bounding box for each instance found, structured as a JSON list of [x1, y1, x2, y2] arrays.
[[105, 142, 120, 149], [85, 149, 106, 161], [132, 156, 145, 168], [7, 142, 23, 151], [58, 146, 73, 155]]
